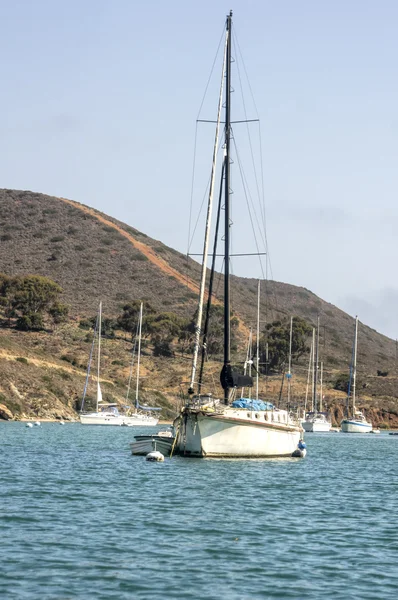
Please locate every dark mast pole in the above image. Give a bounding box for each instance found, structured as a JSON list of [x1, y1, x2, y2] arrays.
[[223, 10, 232, 404]]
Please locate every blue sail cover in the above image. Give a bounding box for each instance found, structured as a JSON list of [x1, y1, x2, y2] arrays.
[[231, 398, 274, 410]]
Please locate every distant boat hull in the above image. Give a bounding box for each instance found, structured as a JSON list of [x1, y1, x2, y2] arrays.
[[302, 418, 331, 433], [80, 412, 159, 426], [124, 413, 159, 427], [341, 419, 372, 433], [175, 409, 302, 457], [302, 421, 331, 433], [80, 412, 125, 425]]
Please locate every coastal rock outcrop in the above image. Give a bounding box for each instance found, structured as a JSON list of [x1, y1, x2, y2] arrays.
[[0, 403, 13, 420]]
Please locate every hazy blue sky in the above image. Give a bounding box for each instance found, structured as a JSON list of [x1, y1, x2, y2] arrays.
[[0, 1, 397, 338]]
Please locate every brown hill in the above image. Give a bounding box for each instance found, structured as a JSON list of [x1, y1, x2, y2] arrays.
[[0, 188, 397, 423]]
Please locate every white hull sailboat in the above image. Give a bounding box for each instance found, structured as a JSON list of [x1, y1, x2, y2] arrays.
[[80, 302, 159, 426], [341, 414, 372, 433], [178, 405, 301, 458], [124, 302, 160, 427], [80, 302, 127, 426], [80, 411, 125, 426], [302, 322, 331, 432], [302, 414, 331, 433], [341, 316, 372, 433], [174, 13, 302, 458]]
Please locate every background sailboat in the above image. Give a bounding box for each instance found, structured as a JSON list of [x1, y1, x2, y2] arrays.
[[80, 302, 125, 425], [341, 316, 372, 433], [124, 302, 160, 426], [302, 317, 331, 432]]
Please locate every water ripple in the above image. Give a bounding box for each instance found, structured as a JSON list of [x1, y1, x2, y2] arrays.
[[1, 423, 397, 599]]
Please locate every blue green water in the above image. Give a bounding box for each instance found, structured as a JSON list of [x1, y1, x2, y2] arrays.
[[1, 423, 397, 599]]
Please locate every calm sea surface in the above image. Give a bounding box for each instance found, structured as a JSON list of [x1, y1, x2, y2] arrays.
[[1, 422, 397, 600]]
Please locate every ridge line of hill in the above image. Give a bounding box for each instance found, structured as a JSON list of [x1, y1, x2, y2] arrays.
[[59, 197, 204, 297]]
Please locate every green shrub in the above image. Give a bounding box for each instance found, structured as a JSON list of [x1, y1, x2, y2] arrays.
[[59, 370, 72, 380], [16, 357, 28, 364], [61, 354, 78, 365], [50, 236, 65, 243], [334, 372, 350, 392], [132, 253, 148, 261], [16, 313, 44, 331]]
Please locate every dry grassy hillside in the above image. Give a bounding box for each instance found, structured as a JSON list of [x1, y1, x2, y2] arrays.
[[0, 188, 397, 422]]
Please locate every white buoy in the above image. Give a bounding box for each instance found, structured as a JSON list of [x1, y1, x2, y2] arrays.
[[34, 421, 41, 426], [26, 423, 33, 428], [145, 450, 165, 462], [59, 421, 65, 425]]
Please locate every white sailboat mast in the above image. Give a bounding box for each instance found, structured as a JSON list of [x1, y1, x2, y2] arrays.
[[242, 328, 252, 398], [135, 302, 143, 409], [96, 301, 102, 413], [313, 316, 320, 412], [248, 329, 253, 399], [188, 32, 228, 395], [287, 316, 293, 406], [256, 280, 260, 400], [304, 338, 313, 416], [320, 361, 323, 411], [311, 327, 315, 411], [352, 316, 358, 414]]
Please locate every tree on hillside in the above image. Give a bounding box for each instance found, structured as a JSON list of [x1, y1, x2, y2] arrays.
[[0, 273, 69, 330], [147, 312, 189, 357], [260, 316, 312, 372], [117, 300, 155, 340], [188, 305, 239, 358]]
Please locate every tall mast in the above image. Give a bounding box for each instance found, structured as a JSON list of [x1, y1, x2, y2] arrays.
[[304, 338, 313, 416], [313, 316, 319, 412], [311, 327, 315, 411], [188, 28, 228, 396], [135, 302, 143, 410], [96, 301, 102, 413], [248, 329, 252, 399], [256, 280, 260, 400], [287, 316, 293, 408], [320, 361, 323, 411], [223, 10, 232, 404], [352, 316, 358, 414]]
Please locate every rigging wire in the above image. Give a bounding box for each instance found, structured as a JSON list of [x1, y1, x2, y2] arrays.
[[233, 27, 279, 320], [231, 132, 266, 281], [187, 25, 227, 279]]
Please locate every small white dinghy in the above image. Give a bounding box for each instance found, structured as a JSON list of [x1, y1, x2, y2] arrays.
[[34, 421, 41, 426], [26, 423, 33, 428], [292, 439, 307, 458], [145, 450, 164, 462]]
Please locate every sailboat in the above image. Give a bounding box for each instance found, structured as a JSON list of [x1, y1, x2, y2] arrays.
[[124, 302, 160, 426], [341, 316, 372, 433], [302, 318, 331, 432], [80, 302, 126, 425], [173, 12, 302, 458]]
